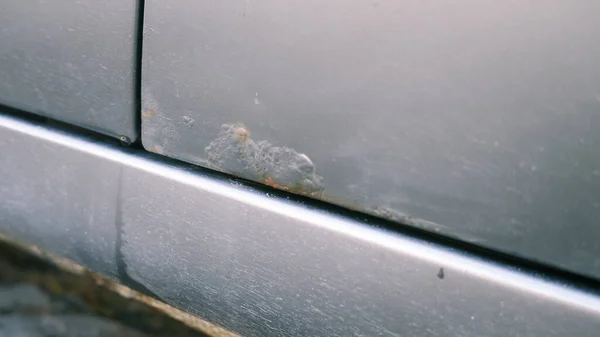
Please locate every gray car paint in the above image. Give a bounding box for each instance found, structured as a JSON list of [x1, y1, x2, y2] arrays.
[[141, 0, 600, 278], [0, 0, 139, 141], [2, 113, 600, 337]]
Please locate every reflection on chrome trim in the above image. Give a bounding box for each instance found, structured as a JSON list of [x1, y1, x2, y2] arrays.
[[1, 113, 600, 337]]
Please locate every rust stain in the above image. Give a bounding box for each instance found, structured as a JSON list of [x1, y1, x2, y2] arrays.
[[205, 123, 325, 198], [232, 124, 250, 144], [258, 175, 328, 198], [147, 144, 164, 154], [262, 176, 290, 192], [142, 108, 157, 120], [202, 124, 455, 237]]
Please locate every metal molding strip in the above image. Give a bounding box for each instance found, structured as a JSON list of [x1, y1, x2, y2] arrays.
[[1, 113, 600, 337]]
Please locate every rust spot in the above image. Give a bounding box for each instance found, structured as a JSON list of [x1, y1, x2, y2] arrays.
[[232, 124, 250, 143], [205, 123, 324, 198], [147, 144, 164, 154], [263, 176, 291, 191], [142, 108, 157, 120]]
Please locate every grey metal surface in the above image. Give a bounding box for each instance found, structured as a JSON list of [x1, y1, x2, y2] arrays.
[[141, 0, 600, 278], [0, 123, 120, 279], [0, 0, 139, 142], [2, 114, 600, 337]]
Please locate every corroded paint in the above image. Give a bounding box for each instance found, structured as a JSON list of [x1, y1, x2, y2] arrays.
[[203, 124, 459, 236], [147, 144, 164, 154], [205, 123, 324, 197], [142, 108, 157, 120]]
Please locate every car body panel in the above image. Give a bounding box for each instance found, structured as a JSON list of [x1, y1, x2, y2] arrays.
[[0, 0, 139, 141], [141, 0, 600, 278]]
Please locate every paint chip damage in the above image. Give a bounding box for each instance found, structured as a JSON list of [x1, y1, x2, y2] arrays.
[[205, 123, 325, 197]]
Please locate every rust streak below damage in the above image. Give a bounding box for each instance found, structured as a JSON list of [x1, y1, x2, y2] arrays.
[[205, 123, 325, 197]]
